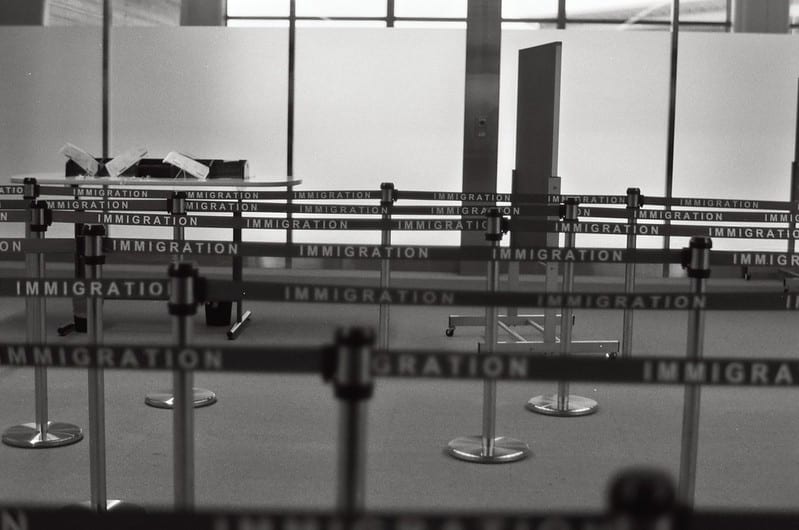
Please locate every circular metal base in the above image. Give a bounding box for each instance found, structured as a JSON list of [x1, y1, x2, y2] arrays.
[[2, 422, 83, 448], [145, 388, 217, 409], [446, 436, 530, 464], [526, 394, 598, 417]]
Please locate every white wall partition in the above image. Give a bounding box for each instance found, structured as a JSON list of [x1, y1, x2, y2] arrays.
[[0, 28, 102, 178], [293, 28, 466, 246], [672, 32, 799, 251], [111, 27, 289, 241]]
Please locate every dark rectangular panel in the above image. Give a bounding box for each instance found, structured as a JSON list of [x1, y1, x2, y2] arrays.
[[512, 42, 561, 247]]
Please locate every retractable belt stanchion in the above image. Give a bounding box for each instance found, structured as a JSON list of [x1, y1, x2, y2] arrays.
[[677, 236, 711, 508], [145, 193, 217, 410], [58, 182, 87, 336], [528, 199, 599, 416], [326, 327, 375, 518], [609, 468, 677, 530], [622, 188, 643, 360], [447, 209, 530, 463], [228, 197, 251, 340], [2, 195, 83, 448], [168, 262, 199, 509], [378, 183, 396, 351], [81, 224, 137, 511]]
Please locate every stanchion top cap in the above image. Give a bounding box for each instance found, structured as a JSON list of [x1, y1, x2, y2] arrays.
[[168, 261, 198, 278], [487, 207, 501, 217], [336, 326, 375, 347], [380, 182, 395, 190], [608, 468, 676, 517], [626, 187, 641, 195], [82, 224, 106, 237], [23, 177, 36, 184], [689, 236, 712, 250], [173, 191, 187, 199], [564, 197, 580, 206]]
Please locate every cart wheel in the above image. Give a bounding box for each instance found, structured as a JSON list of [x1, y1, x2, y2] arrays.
[[445, 328, 454, 337]]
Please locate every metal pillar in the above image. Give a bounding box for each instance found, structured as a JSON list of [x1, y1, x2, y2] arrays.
[[145, 193, 216, 410], [528, 199, 598, 416], [622, 188, 642, 359], [677, 236, 712, 507], [168, 262, 200, 509], [378, 183, 396, 351], [330, 327, 375, 516], [3, 192, 83, 449], [447, 209, 530, 463]]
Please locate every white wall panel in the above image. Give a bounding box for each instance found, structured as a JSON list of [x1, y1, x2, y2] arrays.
[[293, 28, 466, 245]]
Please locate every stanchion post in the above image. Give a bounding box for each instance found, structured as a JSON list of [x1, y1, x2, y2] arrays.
[[447, 209, 530, 463], [622, 188, 642, 359], [145, 194, 216, 410], [609, 468, 677, 530], [168, 262, 199, 510], [80, 224, 138, 512], [528, 199, 598, 416], [378, 182, 396, 351], [2, 195, 83, 448], [677, 236, 711, 507], [170, 191, 187, 262], [330, 327, 375, 517], [84, 224, 108, 511]]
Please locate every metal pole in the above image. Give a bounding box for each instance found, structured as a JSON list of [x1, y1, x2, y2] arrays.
[[332, 327, 374, 516], [677, 236, 711, 507], [622, 188, 642, 359], [3, 194, 82, 449], [169, 262, 199, 509], [663, 0, 680, 278], [146, 194, 216, 410], [529, 199, 598, 416], [447, 209, 529, 463], [84, 224, 107, 512], [378, 183, 395, 351]]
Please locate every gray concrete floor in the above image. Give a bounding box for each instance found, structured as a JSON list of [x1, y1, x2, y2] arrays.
[[0, 277, 798, 512]]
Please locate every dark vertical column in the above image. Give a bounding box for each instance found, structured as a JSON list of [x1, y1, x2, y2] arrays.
[[557, 0, 566, 29], [512, 42, 561, 251], [102, 0, 111, 159], [460, 0, 501, 274], [387, 0, 395, 28], [0, 0, 46, 25], [288, 0, 296, 178], [180, 0, 226, 26], [662, 0, 679, 277]]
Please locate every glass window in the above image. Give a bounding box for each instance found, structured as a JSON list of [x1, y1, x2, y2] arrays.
[[395, 0, 467, 19], [228, 19, 290, 28], [296, 20, 387, 28], [566, 0, 728, 24], [791, 0, 799, 25], [567, 0, 670, 22], [395, 21, 467, 29], [502, 0, 559, 20], [296, 0, 386, 17], [501, 21, 557, 30], [227, 0, 290, 17]]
